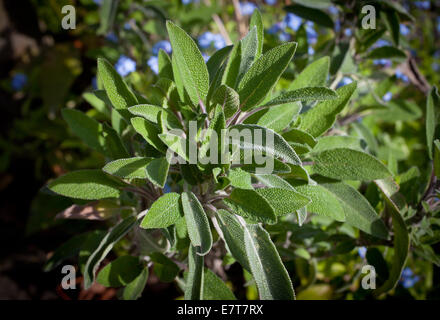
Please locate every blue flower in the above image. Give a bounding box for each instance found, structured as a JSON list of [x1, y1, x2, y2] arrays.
[[395, 70, 409, 83], [373, 59, 391, 67], [358, 247, 367, 259], [344, 28, 352, 37], [106, 32, 118, 43], [437, 17, 440, 32], [147, 56, 159, 75], [383, 92, 392, 102], [328, 5, 338, 15], [400, 267, 420, 288], [152, 40, 172, 55], [198, 32, 226, 50], [308, 46, 315, 55], [267, 22, 286, 35], [115, 55, 136, 77], [414, 1, 430, 9], [306, 22, 317, 44], [400, 24, 410, 36], [92, 76, 98, 90], [202, 53, 210, 62], [182, 0, 199, 4], [265, 0, 277, 5], [164, 183, 172, 193], [374, 39, 391, 48], [432, 62, 440, 71], [11, 73, 27, 91], [278, 31, 291, 42], [284, 13, 302, 31], [239, 2, 257, 16], [337, 76, 353, 88], [93, 0, 102, 5]]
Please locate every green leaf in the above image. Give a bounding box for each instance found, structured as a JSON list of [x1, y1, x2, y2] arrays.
[[212, 84, 239, 119], [199, 105, 226, 166], [83, 92, 111, 118], [319, 181, 388, 239], [366, 46, 406, 60], [48, 170, 125, 200], [97, 58, 138, 121], [238, 42, 297, 111], [158, 49, 174, 80], [97, 256, 144, 287], [131, 117, 166, 152], [285, 4, 334, 28], [203, 269, 236, 300], [129, 104, 182, 129], [249, 9, 264, 59], [236, 27, 258, 86], [261, 87, 338, 108], [292, 183, 345, 221], [44, 232, 90, 272], [159, 132, 189, 161], [426, 86, 439, 159], [311, 148, 392, 181], [282, 128, 317, 147], [223, 188, 276, 224], [141, 193, 183, 229], [150, 252, 180, 282], [383, 10, 400, 46], [299, 81, 357, 137], [374, 181, 409, 296], [62, 108, 104, 153], [244, 103, 301, 132], [288, 56, 330, 90], [222, 41, 242, 89], [83, 216, 137, 289], [181, 192, 213, 256], [185, 245, 204, 300], [253, 174, 294, 190], [434, 140, 440, 178], [122, 267, 149, 300], [166, 21, 209, 106], [229, 124, 301, 165], [207, 45, 233, 83], [255, 187, 310, 216], [145, 157, 170, 188], [312, 136, 364, 152], [243, 223, 295, 300], [103, 157, 152, 179], [216, 209, 251, 272]]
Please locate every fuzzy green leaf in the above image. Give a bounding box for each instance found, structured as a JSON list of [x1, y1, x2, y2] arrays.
[[320, 181, 388, 239], [83, 216, 137, 289], [216, 209, 251, 272], [261, 87, 338, 108], [224, 188, 276, 224], [229, 124, 301, 165], [145, 157, 170, 188], [103, 157, 152, 179], [212, 84, 239, 119], [289, 56, 330, 90], [129, 104, 182, 129], [181, 192, 213, 256], [244, 223, 295, 300], [166, 21, 209, 106], [203, 269, 236, 300], [244, 102, 301, 132], [97, 255, 144, 287], [238, 42, 297, 111], [299, 82, 357, 137], [311, 148, 392, 181], [131, 117, 166, 152], [426, 86, 439, 159], [249, 9, 264, 59], [48, 170, 125, 200], [141, 193, 183, 229], [366, 46, 406, 60], [255, 187, 310, 216], [185, 245, 204, 300], [122, 267, 148, 300], [97, 58, 138, 120]]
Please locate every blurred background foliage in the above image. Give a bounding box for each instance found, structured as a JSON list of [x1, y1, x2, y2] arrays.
[[0, 0, 439, 299]]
